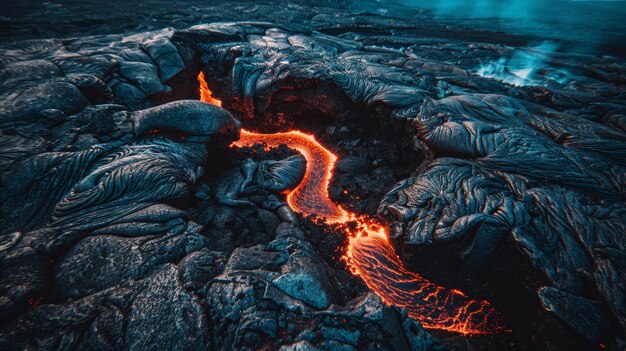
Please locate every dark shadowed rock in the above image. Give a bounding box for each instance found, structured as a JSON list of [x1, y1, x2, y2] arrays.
[[1, 3, 625, 350]]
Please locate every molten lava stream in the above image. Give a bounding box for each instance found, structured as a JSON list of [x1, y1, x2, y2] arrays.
[[198, 72, 223, 107], [346, 234, 507, 334], [198, 72, 507, 335]]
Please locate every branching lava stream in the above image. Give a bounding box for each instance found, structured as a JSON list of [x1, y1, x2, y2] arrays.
[[198, 73, 508, 335]]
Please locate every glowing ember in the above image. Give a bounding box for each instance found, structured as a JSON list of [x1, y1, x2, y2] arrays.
[[198, 72, 508, 335]]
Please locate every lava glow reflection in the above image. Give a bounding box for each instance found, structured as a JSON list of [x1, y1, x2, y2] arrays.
[[198, 73, 507, 335]]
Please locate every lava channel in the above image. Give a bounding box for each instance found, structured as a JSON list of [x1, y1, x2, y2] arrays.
[[198, 72, 508, 335]]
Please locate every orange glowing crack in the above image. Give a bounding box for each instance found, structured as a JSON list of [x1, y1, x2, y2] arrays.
[[198, 73, 508, 335], [198, 72, 222, 107]]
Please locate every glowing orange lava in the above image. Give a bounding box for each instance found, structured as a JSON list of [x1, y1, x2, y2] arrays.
[[197, 72, 222, 107], [198, 72, 508, 335]]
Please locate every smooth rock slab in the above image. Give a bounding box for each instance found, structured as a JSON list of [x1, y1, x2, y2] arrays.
[[272, 271, 331, 310], [0, 81, 88, 122], [142, 37, 185, 81], [118, 61, 170, 95]]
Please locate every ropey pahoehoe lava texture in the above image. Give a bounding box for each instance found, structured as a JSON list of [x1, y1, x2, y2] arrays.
[[0, 2, 625, 351]]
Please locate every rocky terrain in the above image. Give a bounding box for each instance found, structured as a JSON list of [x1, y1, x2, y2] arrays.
[[0, 2, 624, 350]]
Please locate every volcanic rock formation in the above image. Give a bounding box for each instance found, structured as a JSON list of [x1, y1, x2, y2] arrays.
[[0, 2, 624, 351]]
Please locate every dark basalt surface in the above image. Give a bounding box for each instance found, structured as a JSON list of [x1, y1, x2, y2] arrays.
[[0, 2, 624, 351]]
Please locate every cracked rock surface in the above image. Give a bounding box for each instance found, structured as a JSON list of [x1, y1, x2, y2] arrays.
[[1, 1, 625, 350]]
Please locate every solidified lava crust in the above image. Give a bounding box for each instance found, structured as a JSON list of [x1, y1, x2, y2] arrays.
[[0, 2, 625, 351]]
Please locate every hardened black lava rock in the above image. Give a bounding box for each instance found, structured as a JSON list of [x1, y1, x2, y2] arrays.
[[0, 2, 625, 350]]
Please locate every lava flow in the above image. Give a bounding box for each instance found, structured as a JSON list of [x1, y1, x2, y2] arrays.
[[197, 72, 223, 107], [198, 73, 508, 335]]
